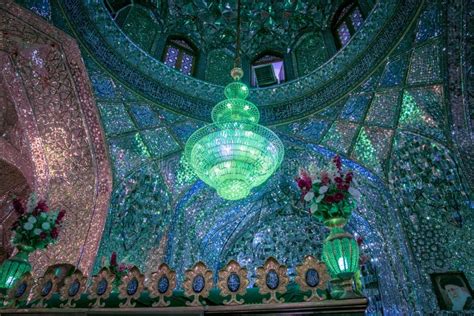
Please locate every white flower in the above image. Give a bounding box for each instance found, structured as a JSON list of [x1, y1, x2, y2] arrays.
[[348, 187, 361, 201], [319, 186, 328, 194], [316, 194, 324, 203], [33, 228, 42, 236], [40, 212, 47, 219], [304, 191, 315, 202], [28, 216, 37, 224], [310, 203, 318, 214], [41, 222, 51, 230], [23, 222, 34, 231]]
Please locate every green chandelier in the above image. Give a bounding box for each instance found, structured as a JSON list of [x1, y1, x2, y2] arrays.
[[185, 68, 284, 200]]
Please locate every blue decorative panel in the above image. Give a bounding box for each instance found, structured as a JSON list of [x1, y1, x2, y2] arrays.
[[407, 43, 441, 85], [378, 55, 409, 88], [339, 93, 373, 122], [321, 121, 359, 154], [108, 133, 151, 180], [415, 3, 442, 42], [365, 90, 400, 128], [130, 104, 162, 129], [98, 103, 136, 136], [140, 128, 180, 158]]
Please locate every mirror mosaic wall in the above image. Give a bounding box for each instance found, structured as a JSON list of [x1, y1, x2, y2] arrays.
[[10, 0, 473, 314]]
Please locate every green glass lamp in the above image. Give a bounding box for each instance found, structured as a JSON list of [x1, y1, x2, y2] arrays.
[[185, 68, 284, 200]]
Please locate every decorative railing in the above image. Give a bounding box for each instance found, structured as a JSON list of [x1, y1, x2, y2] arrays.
[[0, 256, 365, 312]]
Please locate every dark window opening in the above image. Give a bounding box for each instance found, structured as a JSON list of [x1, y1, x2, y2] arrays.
[[332, 1, 365, 49], [162, 38, 197, 76], [251, 54, 285, 87]]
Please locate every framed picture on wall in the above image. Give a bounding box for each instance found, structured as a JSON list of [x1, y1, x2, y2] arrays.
[[430, 272, 473, 311]]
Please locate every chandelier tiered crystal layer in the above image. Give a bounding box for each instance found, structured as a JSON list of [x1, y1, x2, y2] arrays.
[[185, 68, 284, 200]]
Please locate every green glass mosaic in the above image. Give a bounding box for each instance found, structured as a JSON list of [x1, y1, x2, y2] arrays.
[[108, 133, 151, 180], [294, 32, 328, 76], [205, 49, 235, 86], [140, 127, 181, 158], [121, 6, 157, 53], [407, 43, 441, 85], [352, 127, 393, 174], [398, 88, 445, 141], [321, 121, 359, 154], [97, 103, 136, 136], [365, 90, 400, 128]]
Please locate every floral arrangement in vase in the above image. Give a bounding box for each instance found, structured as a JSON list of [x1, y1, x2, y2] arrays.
[[11, 194, 66, 250], [295, 155, 361, 223]]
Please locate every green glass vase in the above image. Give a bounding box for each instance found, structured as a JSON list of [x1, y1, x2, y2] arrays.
[[322, 217, 360, 299], [0, 245, 34, 289]]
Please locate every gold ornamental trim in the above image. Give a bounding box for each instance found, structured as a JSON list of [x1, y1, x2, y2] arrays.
[[118, 267, 145, 307], [59, 270, 87, 308], [148, 263, 176, 307], [255, 257, 289, 304], [6, 272, 34, 308], [87, 268, 115, 308], [31, 271, 57, 308], [183, 261, 213, 306], [217, 260, 249, 305], [295, 255, 330, 302]]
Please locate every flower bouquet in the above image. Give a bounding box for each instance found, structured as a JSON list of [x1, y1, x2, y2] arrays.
[[0, 194, 65, 289], [295, 155, 361, 224], [11, 194, 65, 250]]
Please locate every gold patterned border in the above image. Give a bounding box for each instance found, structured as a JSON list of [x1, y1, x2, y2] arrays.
[[183, 261, 213, 306], [217, 260, 249, 305], [6, 272, 34, 308], [255, 257, 289, 304], [31, 271, 57, 308], [87, 268, 115, 308], [295, 255, 330, 301], [118, 267, 145, 308], [147, 263, 176, 307], [59, 270, 87, 308]]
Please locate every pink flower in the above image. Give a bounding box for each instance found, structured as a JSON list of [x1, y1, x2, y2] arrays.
[[324, 195, 335, 203], [332, 155, 342, 170], [345, 172, 353, 183], [296, 170, 312, 192], [36, 200, 49, 212], [335, 177, 343, 184], [334, 192, 344, 202], [12, 198, 25, 215], [110, 252, 117, 267], [321, 172, 330, 185], [51, 227, 59, 239]]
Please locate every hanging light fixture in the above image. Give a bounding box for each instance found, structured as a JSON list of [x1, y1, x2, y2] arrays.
[[185, 0, 284, 200]]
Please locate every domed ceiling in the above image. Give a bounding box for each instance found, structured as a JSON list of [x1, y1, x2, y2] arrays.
[[107, 0, 339, 57]]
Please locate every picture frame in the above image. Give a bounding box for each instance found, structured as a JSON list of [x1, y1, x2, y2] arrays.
[[430, 272, 473, 311]]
